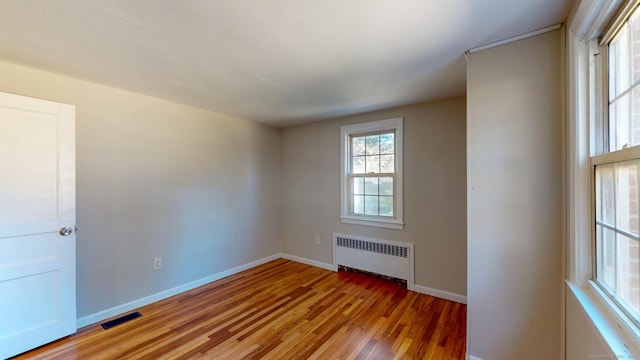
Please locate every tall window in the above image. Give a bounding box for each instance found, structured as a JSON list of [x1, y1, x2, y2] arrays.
[[350, 132, 395, 216], [594, 3, 640, 325], [340, 118, 404, 229]]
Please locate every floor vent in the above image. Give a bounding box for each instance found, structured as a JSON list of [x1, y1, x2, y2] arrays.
[[333, 233, 414, 290], [101, 311, 142, 330]]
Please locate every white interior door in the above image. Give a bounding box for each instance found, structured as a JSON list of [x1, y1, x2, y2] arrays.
[[0, 92, 76, 359]]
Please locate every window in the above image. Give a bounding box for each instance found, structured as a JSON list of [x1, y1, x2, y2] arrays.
[[340, 118, 403, 229], [593, 3, 640, 327], [594, 161, 640, 322], [608, 6, 640, 152]]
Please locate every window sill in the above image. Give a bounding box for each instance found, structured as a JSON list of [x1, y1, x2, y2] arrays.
[[567, 280, 640, 357], [339, 216, 405, 230]]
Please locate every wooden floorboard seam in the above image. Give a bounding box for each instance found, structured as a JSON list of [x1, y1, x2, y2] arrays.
[[14, 259, 466, 360]]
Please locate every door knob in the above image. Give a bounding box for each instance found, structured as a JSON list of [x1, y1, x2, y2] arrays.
[[59, 227, 73, 236]]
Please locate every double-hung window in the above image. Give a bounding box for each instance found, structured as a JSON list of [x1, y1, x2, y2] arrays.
[[340, 118, 404, 229], [593, 2, 640, 326]]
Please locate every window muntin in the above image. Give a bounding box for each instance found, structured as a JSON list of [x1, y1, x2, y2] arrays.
[[339, 118, 403, 229]]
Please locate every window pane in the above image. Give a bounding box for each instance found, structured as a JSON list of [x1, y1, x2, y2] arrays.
[[610, 93, 631, 151], [596, 225, 605, 285], [610, 93, 619, 150], [617, 234, 640, 317], [632, 10, 640, 84], [366, 135, 379, 155], [353, 195, 364, 214], [366, 155, 380, 173], [596, 164, 615, 225], [380, 155, 394, 173], [364, 177, 379, 195], [598, 227, 618, 291], [379, 196, 393, 216], [380, 133, 394, 154], [352, 136, 366, 156], [611, 26, 631, 100], [380, 177, 393, 195], [352, 177, 364, 195], [616, 160, 640, 236], [611, 37, 619, 100], [364, 196, 379, 215], [352, 156, 365, 174]]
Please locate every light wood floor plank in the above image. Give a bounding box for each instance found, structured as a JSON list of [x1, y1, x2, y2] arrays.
[[13, 259, 466, 359]]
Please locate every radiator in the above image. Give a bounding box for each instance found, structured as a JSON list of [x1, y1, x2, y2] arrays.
[[333, 233, 414, 290]]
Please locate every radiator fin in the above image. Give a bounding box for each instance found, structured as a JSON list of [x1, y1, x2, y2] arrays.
[[336, 236, 408, 258]]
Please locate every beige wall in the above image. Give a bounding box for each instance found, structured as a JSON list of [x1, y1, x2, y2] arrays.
[[467, 30, 563, 359], [281, 98, 467, 298], [0, 58, 467, 325], [0, 60, 282, 320]]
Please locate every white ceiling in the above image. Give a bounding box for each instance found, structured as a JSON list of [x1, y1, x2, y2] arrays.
[[0, 0, 573, 127]]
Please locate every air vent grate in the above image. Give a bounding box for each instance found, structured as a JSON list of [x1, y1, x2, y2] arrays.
[[101, 311, 142, 330], [336, 236, 408, 258]]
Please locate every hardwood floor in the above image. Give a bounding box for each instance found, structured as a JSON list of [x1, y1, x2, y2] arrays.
[[14, 259, 466, 359]]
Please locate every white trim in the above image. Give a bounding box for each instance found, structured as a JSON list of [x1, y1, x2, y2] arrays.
[[279, 253, 334, 271], [601, 0, 640, 44], [467, 356, 483, 360], [569, 0, 623, 39], [338, 216, 404, 230], [565, 0, 640, 354], [413, 284, 467, 305], [467, 24, 562, 54], [589, 281, 640, 341], [567, 281, 640, 356], [339, 117, 404, 229], [286, 251, 466, 305], [566, 27, 593, 287], [590, 0, 625, 40], [76, 254, 280, 328], [569, 0, 605, 36], [591, 140, 640, 164]]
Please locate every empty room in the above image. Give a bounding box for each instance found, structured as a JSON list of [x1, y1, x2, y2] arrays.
[[2, 0, 637, 359]]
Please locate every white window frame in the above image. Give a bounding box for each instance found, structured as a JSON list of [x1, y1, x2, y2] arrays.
[[339, 118, 404, 230], [593, 0, 640, 329], [567, 0, 640, 354]]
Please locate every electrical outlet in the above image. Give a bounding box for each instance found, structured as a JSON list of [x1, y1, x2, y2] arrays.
[[314, 235, 320, 245], [153, 258, 162, 271]]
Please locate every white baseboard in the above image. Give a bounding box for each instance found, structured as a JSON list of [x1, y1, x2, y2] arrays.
[[281, 253, 466, 305], [414, 284, 467, 304], [76, 254, 280, 329], [280, 253, 467, 305], [77, 253, 466, 329], [279, 253, 335, 271], [468, 355, 483, 360]]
